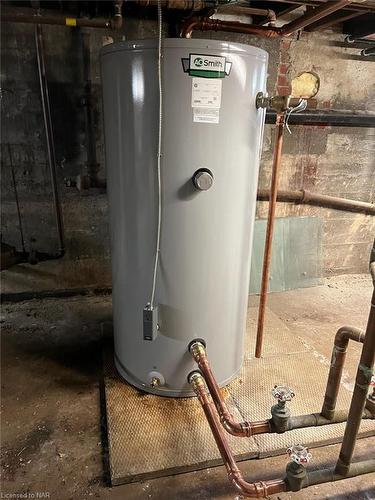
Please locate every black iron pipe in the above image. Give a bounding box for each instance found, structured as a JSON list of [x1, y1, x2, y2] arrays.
[[306, 460, 375, 487], [35, 24, 65, 257], [287, 409, 373, 430], [265, 110, 375, 128], [1, 5, 123, 29], [257, 189, 375, 216]]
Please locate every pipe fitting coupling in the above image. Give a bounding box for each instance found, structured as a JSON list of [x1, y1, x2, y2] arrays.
[[187, 370, 204, 387], [188, 339, 206, 362]]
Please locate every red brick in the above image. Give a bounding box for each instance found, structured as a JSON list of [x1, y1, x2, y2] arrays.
[[277, 75, 289, 87], [307, 98, 318, 109], [280, 51, 290, 63], [277, 86, 292, 96], [281, 39, 291, 51], [322, 100, 331, 109], [278, 63, 289, 75]]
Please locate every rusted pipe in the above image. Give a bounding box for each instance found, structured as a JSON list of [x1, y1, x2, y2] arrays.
[[181, 17, 282, 38], [336, 284, 375, 476], [257, 189, 375, 216], [321, 326, 365, 420], [189, 342, 271, 437], [255, 114, 286, 359], [1, 5, 123, 29], [189, 372, 287, 498], [35, 24, 65, 257], [132, 0, 210, 9], [180, 1, 356, 38], [112, 1, 124, 30], [281, 0, 355, 35]]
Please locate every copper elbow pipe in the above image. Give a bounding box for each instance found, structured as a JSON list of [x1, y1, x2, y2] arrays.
[[189, 342, 271, 437], [190, 373, 287, 498], [321, 326, 365, 420]]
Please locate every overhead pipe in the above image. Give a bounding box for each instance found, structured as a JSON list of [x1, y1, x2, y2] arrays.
[[257, 189, 375, 216], [281, 0, 355, 35], [216, 5, 277, 25], [181, 17, 282, 38], [189, 372, 375, 498], [1, 2, 123, 30], [336, 248, 375, 476], [180, 0, 357, 38]]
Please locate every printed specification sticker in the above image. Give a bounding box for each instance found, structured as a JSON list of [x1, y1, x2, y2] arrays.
[[193, 108, 220, 124], [191, 78, 222, 109], [191, 77, 222, 124]]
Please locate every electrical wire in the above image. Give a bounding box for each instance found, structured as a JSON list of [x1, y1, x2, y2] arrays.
[[150, 0, 163, 308], [285, 98, 307, 134]]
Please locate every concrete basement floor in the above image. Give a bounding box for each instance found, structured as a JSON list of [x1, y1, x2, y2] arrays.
[[1, 274, 374, 500]]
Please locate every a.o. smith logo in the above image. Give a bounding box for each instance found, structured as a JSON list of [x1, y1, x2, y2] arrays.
[[182, 53, 232, 78]]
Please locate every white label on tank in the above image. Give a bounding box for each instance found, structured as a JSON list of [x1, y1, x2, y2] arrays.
[[191, 78, 222, 109], [193, 108, 220, 124]]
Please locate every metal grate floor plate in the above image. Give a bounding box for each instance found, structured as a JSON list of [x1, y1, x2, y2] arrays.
[[103, 307, 375, 485]]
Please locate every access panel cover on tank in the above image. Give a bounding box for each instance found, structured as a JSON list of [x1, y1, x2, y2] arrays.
[[101, 39, 268, 396]]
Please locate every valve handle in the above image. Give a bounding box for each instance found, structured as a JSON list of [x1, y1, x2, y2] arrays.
[[272, 385, 295, 402], [287, 444, 312, 465]]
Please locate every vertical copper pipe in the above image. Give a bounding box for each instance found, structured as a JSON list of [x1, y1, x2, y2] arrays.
[[336, 288, 375, 476], [190, 373, 287, 498], [321, 326, 365, 420], [255, 114, 285, 358]]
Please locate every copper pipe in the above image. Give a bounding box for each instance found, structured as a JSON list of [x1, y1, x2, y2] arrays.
[[190, 342, 271, 437], [336, 286, 375, 476], [255, 114, 286, 359], [257, 189, 375, 216], [190, 373, 287, 498], [321, 326, 365, 420]]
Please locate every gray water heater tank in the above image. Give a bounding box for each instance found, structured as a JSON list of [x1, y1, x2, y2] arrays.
[[101, 39, 268, 397]]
